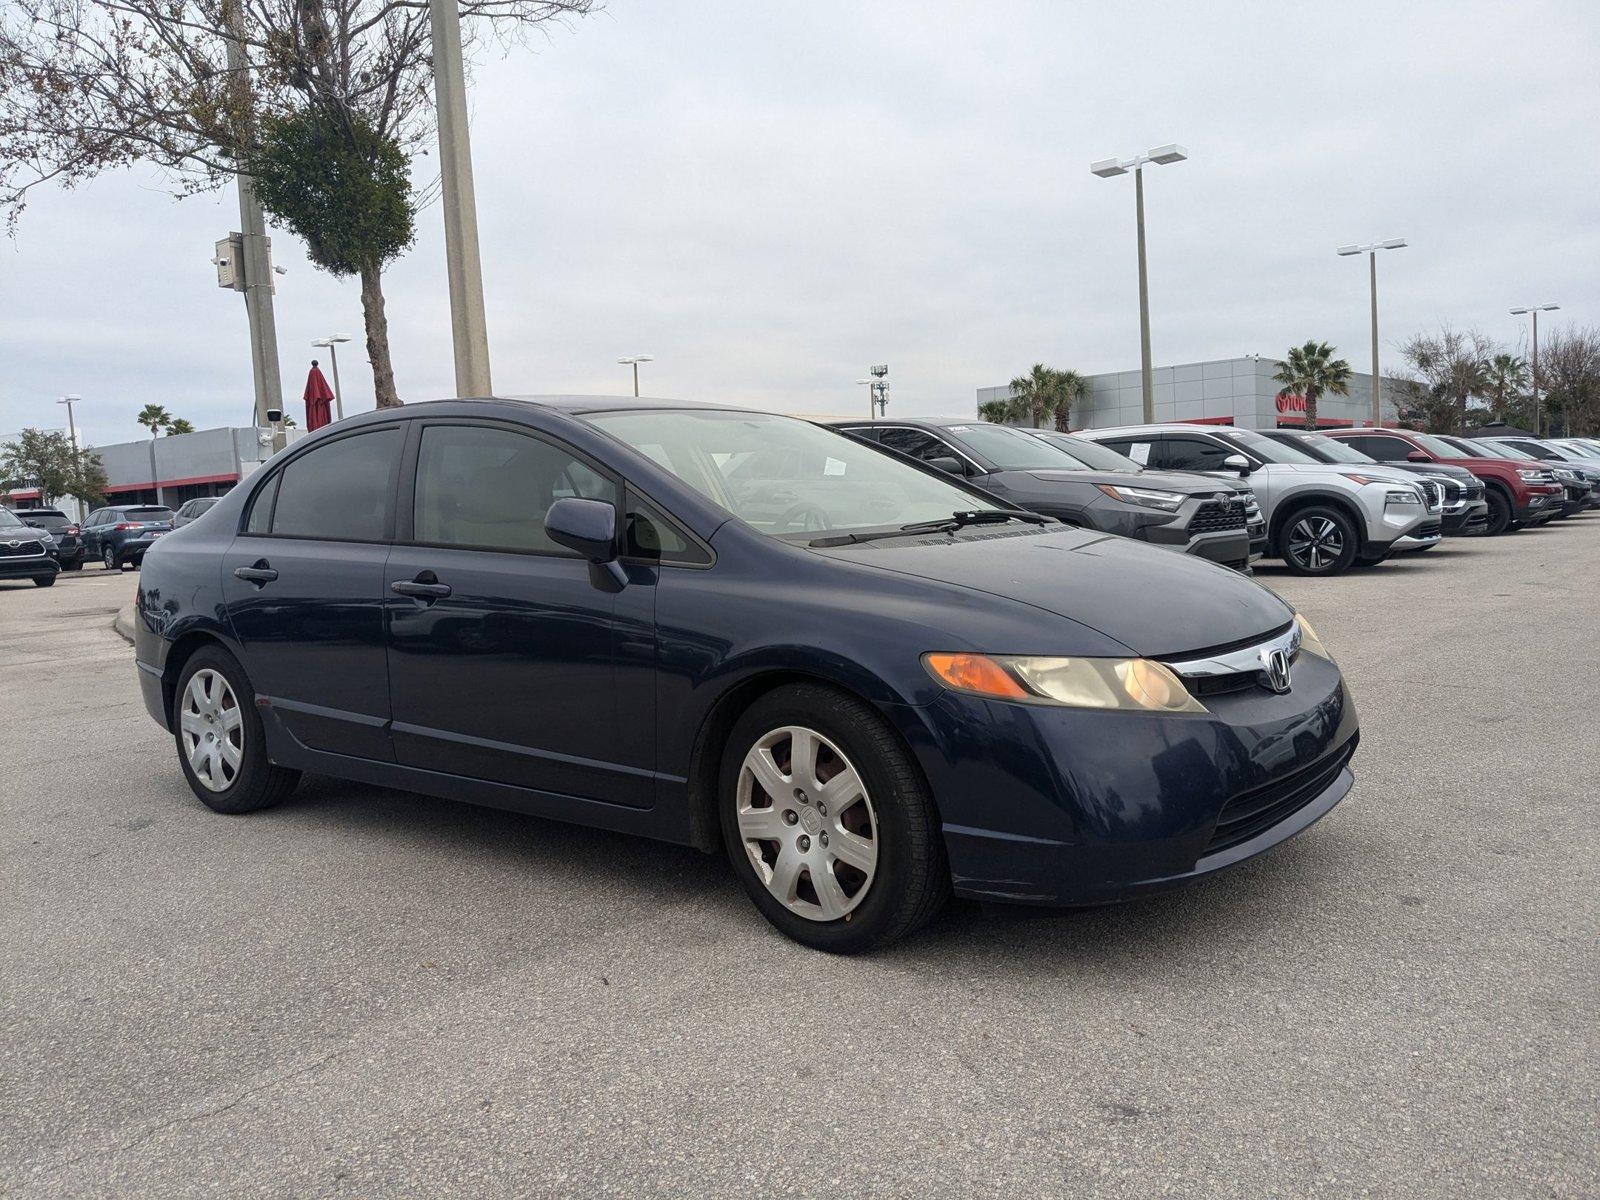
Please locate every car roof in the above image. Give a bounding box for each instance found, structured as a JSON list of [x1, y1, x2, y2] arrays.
[[1079, 423, 1243, 436], [496, 394, 759, 416], [827, 416, 994, 429]]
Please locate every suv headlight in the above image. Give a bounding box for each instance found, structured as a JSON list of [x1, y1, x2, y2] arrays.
[[924, 652, 1207, 713], [1383, 488, 1422, 506], [1516, 469, 1545, 481], [1093, 484, 1186, 513]]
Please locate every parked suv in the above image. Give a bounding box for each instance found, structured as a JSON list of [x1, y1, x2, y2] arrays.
[[1256, 431, 1488, 538], [0, 506, 59, 587], [1471, 436, 1599, 514], [830, 418, 1262, 570], [173, 496, 223, 528], [80, 505, 175, 569], [1078, 424, 1436, 575], [1323, 429, 1562, 536], [11, 507, 87, 569]]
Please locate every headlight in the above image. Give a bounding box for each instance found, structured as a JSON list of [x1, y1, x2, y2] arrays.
[[1384, 489, 1422, 506], [1516, 469, 1544, 481], [1555, 468, 1577, 482], [1295, 613, 1334, 662], [1094, 484, 1185, 513], [924, 652, 1207, 713]]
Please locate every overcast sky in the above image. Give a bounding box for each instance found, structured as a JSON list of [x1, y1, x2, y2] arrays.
[[2, 0, 1597, 449]]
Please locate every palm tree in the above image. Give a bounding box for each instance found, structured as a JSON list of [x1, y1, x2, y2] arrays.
[[1053, 370, 1087, 432], [1482, 353, 1529, 423], [136, 404, 172, 438], [977, 399, 1018, 424], [165, 417, 195, 435], [1008, 364, 1068, 429], [1274, 341, 1352, 430]]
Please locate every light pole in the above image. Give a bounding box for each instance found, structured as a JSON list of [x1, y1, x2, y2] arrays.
[[1090, 144, 1188, 422], [1336, 239, 1407, 426], [855, 367, 888, 417], [1509, 304, 1559, 435], [618, 355, 654, 397], [311, 335, 352, 420], [428, 0, 493, 397], [56, 394, 83, 522]]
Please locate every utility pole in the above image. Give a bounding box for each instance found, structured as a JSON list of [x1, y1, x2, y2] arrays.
[[56, 394, 83, 522], [429, 0, 493, 397], [222, 0, 283, 428], [1510, 304, 1560, 435], [1337, 240, 1406, 426]]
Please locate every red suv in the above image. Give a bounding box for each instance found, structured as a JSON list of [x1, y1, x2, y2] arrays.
[[1324, 428, 1563, 535]]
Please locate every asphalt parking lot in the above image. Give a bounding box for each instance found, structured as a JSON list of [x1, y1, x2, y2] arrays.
[[3, 528, 1597, 1199]]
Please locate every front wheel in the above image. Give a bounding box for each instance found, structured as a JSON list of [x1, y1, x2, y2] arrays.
[[173, 646, 301, 814], [1483, 489, 1513, 535], [720, 683, 948, 953], [1277, 506, 1359, 576], [64, 558, 83, 572], [33, 574, 56, 587]]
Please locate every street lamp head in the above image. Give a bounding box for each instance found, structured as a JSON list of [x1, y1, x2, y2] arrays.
[[1538, 304, 1560, 312], [855, 378, 872, 385], [618, 355, 655, 365], [1146, 144, 1188, 165], [59, 394, 81, 402], [1090, 157, 1129, 178], [1378, 238, 1407, 250], [1336, 246, 1363, 257]]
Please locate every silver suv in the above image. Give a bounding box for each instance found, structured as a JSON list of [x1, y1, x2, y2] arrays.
[[1078, 424, 1439, 576]]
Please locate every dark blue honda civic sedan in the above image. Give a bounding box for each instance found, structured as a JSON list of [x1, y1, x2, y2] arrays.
[[133, 397, 1358, 951]]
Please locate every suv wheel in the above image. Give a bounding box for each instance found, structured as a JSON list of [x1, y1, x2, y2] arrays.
[[1278, 506, 1359, 576], [1483, 488, 1514, 535], [720, 683, 948, 953], [102, 545, 119, 570], [173, 646, 301, 814], [33, 574, 56, 587]]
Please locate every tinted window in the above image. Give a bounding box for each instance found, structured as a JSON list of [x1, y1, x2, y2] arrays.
[[245, 473, 280, 534], [271, 427, 400, 541], [624, 492, 710, 565], [1098, 437, 1153, 465], [1351, 435, 1415, 461], [1158, 436, 1237, 471], [877, 427, 955, 463], [413, 424, 618, 554], [23, 513, 71, 531], [125, 507, 173, 521]]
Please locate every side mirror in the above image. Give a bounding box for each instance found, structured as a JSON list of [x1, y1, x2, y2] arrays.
[[545, 497, 627, 586], [1222, 453, 1251, 476], [926, 455, 965, 475], [1407, 450, 1429, 462]]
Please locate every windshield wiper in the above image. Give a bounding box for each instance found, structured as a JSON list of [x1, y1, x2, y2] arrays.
[[809, 509, 1044, 547]]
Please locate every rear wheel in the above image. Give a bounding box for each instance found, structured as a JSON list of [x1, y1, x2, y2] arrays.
[[1277, 506, 1359, 576], [720, 683, 948, 953], [102, 545, 119, 570], [1483, 489, 1514, 535], [173, 646, 300, 814], [64, 558, 83, 572]]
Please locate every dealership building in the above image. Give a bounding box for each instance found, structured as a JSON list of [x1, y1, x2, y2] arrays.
[[3, 425, 305, 512], [978, 355, 1404, 431]]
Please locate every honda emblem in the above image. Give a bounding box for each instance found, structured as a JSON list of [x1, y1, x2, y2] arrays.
[[1259, 647, 1292, 694]]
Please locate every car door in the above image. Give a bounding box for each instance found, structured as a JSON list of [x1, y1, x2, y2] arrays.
[[80, 510, 103, 556], [383, 419, 657, 807], [219, 423, 403, 761]]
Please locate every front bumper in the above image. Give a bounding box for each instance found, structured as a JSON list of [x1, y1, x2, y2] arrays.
[[1393, 517, 1444, 551], [0, 553, 59, 580], [902, 652, 1358, 906], [1442, 500, 1489, 535]]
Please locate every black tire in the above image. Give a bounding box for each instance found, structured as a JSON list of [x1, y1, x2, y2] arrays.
[[102, 545, 119, 570], [719, 683, 948, 953], [172, 645, 301, 814], [33, 574, 56, 587], [1483, 488, 1514, 536], [1276, 505, 1360, 576], [64, 558, 83, 572]]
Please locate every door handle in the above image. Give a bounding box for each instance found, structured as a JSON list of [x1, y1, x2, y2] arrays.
[[390, 577, 451, 599], [233, 562, 278, 586]]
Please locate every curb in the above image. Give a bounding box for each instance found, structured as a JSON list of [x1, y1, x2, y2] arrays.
[[113, 603, 137, 645]]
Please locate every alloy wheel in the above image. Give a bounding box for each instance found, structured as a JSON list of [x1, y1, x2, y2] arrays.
[[180, 668, 244, 792], [1287, 516, 1344, 572], [103, 546, 116, 570], [736, 725, 878, 922]]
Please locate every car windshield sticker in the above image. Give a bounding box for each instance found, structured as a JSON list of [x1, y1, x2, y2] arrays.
[[824, 457, 846, 476]]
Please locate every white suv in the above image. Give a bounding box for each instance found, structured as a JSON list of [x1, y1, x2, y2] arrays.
[[1078, 424, 1439, 576]]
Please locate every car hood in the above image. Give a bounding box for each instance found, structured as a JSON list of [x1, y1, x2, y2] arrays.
[[812, 526, 1293, 658], [1020, 468, 1241, 496]]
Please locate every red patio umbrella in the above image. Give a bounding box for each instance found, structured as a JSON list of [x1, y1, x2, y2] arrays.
[[303, 362, 335, 431]]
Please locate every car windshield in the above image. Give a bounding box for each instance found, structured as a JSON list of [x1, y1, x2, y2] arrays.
[[1412, 433, 1470, 458], [940, 423, 1080, 470], [1479, 439, 1537, 461], [585, 408, 1005, 539], [1036, 433, 1143, 472], [0, 508, 25, 528], [1283, 433, 1372, 463], [1224, 428, 1320, 464]]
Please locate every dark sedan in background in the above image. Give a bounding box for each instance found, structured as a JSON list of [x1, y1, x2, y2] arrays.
[[133, 397, 1357, 952], [830, 417, 1262, 570]]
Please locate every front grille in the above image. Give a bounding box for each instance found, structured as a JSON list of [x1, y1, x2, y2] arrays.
[[0, 539, 46, 557], [1189, 500, 1247, 534], [1464, 482, 1484, 500], [1205, 735, 1358, 855]]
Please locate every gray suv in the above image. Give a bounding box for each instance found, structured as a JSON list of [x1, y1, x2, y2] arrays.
[[1079, 424, 1438, 576], [831, 418, 1264, 570]]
